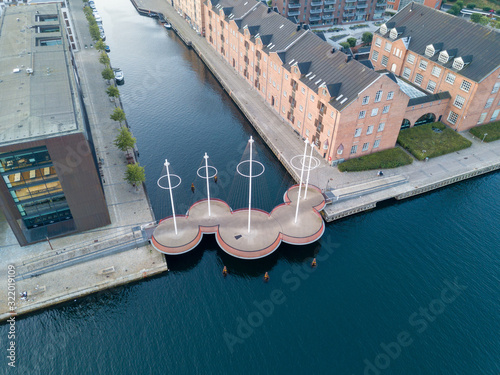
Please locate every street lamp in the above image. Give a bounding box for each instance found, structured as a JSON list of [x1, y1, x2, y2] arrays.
[[482, 133, 488, 143]]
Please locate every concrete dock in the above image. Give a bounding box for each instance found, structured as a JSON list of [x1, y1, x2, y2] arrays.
[[133, 0, 500, 222], [0, 0, 168, 322]]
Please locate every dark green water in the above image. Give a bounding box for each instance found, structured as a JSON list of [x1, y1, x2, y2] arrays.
[[1, 1, 499, 374]]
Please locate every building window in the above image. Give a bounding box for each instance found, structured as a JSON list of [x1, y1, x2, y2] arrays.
[[283, 91, 287, 97], [373, 139, 380, 148], [299, 105, 304, 112], [367, 125, 374, 135], [390, 29, 398, 40], [362, 96, 370, 105], [384, 41, 391, 52], [477, 112, 487, 124], [460, 80, 472, 92], [285, 73, 288, 80], [445, 73, 456, 85], [453, 95, 466, 109], [297, 121, 301, 128], [407, 54, 415, 64], [431, 66, 441, 77], [485, 98, 494, 109], [425, 45, 435, 57], [447, 111, 459, 124], [491, 109, 500, 121], [362, 142, 369, 151], [403, 67, 411, 79], [414, 73, 423, 86], [452, 58, 464, 70], [374, 90, 382, 103], [419, 60, 428, 71], [310, 95, 315, 102], [306, 129, 310, 136], [301, 87, 306, 94], [375, 37, 381, 47], [387, 91, 394, 100], [372, 50, 379, 62], [438, 51, 449, 64], [492, 82, 500, 94], [377, 122, 385, 132], [426, 80, 436, 93], [350, 145, 358, 154], [381, 55, 389, 67], [282, 106, 286, 113], [354, 128, 362, 137], [371, 108, 379, 117], [308, 113, 312, 119], [359, 111, 366, 119], [382, 105, 390, 114]]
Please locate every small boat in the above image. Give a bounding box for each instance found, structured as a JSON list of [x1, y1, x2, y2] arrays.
[[164, 22, 172, 29], [114, 69, 124, 83]]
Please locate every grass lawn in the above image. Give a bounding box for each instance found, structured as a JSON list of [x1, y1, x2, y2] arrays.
[[469, 121, 500, 142], [338, 148, 413, 172], [448, 0, 500, 10], [397, 122, 472, 161]]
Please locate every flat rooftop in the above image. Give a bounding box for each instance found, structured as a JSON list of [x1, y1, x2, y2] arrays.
[[0, 3, 82, 147]]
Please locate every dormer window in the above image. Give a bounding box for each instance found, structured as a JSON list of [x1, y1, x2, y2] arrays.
[[425, 45, 435, 57], [380, 24, 387, 35], [389, 28, 398, 40], [438, 51, 449, 64], [453, 57, 464, 70]]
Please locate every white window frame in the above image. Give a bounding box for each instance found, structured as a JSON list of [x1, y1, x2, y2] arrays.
[[374, 90, 382, 103], [414, 73, 423, 86], [384, 41, 391, 52], [491, 82, 500, 94], [419, 60, 428, 71], [445, 73, 456, 85], [373, 139, 380, 148], [372, 50, 379, 62], [382, 105, 390, 114], [359, 110, 366, 119], [485, 98, 494, 109], [477, 112, 487, 124], [375, 37, 381, 47], [377, 122, 385, 132], [350, 145, 358, 154], [453, 95, 466, 109], [460, 80, 472, 92], [431, 66, 441, 77], [371, 108, 379, 117], [362, 96, 370, 105], [447, 111, 459, 124], [354, 128, 362, 137], [367, 125, 374, 135], [381, 55, 389, 67], [387, 91, 394, 100], [407, 54, 415, 64], [426, 80, 436, 93], [403, 67, 411, 79], [362, 142, 369, 151]]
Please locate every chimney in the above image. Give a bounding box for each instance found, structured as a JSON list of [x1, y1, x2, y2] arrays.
[[297, 24, 301, 31], [267, 7, 271, 13], [346, 55, 352, 63], [331, 47, 336, 53]]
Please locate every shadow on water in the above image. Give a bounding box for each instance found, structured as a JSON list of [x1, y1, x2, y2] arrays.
[[164, 233, 322, 277]]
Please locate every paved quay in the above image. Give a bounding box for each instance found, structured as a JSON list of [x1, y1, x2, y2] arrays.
[[133, 0, 500, 221], [0, 0, 167, 322]]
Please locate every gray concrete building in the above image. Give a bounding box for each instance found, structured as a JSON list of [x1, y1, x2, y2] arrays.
[[0, 3, 110, 246]]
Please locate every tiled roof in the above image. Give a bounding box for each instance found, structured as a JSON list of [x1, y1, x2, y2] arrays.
[[208, 0, 382, 110], [378, 3, 500, 82]]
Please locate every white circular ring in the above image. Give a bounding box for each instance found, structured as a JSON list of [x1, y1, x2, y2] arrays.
[[290, 155, 321, 171], [236, 160, 265, 178], [196, 166, 218, 179], [157, 174, 182, 190]]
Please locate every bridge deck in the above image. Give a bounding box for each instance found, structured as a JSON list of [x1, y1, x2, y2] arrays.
[[152, 185, 326, 259]]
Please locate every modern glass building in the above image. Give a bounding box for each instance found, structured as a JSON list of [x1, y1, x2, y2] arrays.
[[0, 4, 110, 246]]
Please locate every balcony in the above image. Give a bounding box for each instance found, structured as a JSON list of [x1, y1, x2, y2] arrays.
[[309, 15, 322, 21], [324, 0, 336, 4], [288, 10, 300, 16], [323, 7, 335, 12], [343, 12, 355, 17], [311, 0, 323, 5], [344, 5, 356, 10], [356, 11, 366, 16], [345, 0, 356, 3], [322, 14, 334, 19], [288, 2, 301, 8], [357, 3, 368, 8], [310, 8, 323, 13]]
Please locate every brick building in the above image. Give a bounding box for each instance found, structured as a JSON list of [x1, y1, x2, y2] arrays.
[[272, 0, 387, 27], [386, 0, 441, 11], [204, 0, 409, 164], [172, 0, 204, 33], [369, 3, 500, 130]]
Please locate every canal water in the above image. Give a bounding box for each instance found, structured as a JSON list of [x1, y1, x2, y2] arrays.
[[2, 0, 499, 374]]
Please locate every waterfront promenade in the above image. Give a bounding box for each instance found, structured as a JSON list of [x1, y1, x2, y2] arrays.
[[0, 0, 167, 322], [134, 0, 500, 221]]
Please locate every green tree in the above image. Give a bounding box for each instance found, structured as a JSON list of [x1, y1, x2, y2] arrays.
[[347, 37, 357, 47], [361, 31, 373, 44], [89, 24, 100, 40], [124, 163, 145, 190], [482, 6, 491, 11], [110, 107, 126, 125], [496, 10, 500, 15], [466, 3, 475, 8], [102, 67, 115, 83], [479, 15, 490, 25], [106, 86, 120, 102], [95, 39, 106, 52], [114, 126, 136, 155], [340, 42, 350, 49], [267, 0, 272, 6], [456, 0, 464, 8], [447, 4, 461, 15], [99, 52, 110, 66], [470, 12, 482, 22]]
